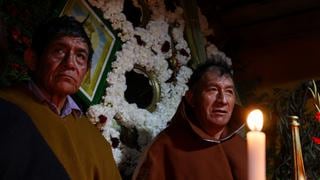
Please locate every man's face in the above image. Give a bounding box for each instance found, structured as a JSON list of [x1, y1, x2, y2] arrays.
[[187, 70, 236, 134], [34, 36, 89, 96]]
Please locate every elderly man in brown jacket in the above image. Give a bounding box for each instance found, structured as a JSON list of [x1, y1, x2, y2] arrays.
[[133, 59, 247, 180]]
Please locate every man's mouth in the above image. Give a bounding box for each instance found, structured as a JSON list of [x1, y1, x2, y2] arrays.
[[212, 109, 227, 115], [57, 74, 76, 82]]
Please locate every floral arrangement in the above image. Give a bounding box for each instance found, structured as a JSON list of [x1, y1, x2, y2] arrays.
[[83, 0, 236, 177], [308, 80, 320, 145], [85, 0, 232, 177], [86, 0, 193, 176]]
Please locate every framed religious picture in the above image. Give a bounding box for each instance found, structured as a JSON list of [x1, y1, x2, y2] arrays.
[[60, 0, 120, 109]]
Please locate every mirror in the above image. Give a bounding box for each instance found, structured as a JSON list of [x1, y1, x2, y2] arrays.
[[124, 64, 160, 112]]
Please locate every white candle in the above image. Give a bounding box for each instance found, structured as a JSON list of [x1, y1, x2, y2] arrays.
[[247, 109, 266, 180]]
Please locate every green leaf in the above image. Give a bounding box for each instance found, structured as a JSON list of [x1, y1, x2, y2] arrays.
[[179, 0, 206, 69]]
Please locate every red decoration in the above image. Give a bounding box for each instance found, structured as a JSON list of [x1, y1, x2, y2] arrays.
[[312, 136, 320, 145], [315, 112, 320, 122], [98, 115, 108, 124]]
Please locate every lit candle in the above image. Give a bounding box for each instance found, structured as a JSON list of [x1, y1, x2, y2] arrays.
[[247, 109, 266, 180]]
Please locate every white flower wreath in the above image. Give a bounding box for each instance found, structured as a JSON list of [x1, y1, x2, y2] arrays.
[[86, 0, 193, 175]]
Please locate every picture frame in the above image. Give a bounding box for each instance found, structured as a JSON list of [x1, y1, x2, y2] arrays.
[[60, 0, 120, 109]]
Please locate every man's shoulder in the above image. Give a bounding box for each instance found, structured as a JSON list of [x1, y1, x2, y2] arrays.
[[232, 133, 247, 143], [0, 98, 72, 180], [151, 126, 172, 142], [0, 84, 29, 100], [0, 97, 26, 114], [0, 97, 34, 129], [222, 133, 247, 151], [145, 124, 182, 154], [0, 86, 14, 97]]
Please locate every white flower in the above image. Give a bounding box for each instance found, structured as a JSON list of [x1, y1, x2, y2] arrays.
[[87, 0, 195, 176], [86, 0, 230, 177]]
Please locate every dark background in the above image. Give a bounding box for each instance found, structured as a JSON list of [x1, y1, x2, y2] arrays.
[[198, 0, 320, 97]]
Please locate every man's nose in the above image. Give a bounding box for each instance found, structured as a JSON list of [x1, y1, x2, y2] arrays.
[[217, 91, 227, 104], [64, 53, 76, 68]]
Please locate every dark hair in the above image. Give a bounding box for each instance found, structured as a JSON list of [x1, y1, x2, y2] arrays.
[[31, 15, 93, 65], [187, 59, 234, 89]]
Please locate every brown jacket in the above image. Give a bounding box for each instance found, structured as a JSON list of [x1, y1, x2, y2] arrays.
[[133, 100, 247, 180]]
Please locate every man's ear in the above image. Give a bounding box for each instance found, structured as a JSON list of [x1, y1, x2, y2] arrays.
[[24, 48, 37, 71], [185, 90, 194, 107]]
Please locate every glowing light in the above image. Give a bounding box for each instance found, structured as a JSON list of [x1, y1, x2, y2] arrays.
[[247, 109, 264, 131]]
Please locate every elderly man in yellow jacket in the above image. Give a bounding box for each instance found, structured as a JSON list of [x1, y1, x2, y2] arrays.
[[0, 16, 120, 180]]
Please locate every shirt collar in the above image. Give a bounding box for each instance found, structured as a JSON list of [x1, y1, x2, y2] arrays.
[[27, 80, 82, 118]]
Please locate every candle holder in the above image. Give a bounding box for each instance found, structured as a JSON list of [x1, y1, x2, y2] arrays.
[[288, 115, 306, 180]]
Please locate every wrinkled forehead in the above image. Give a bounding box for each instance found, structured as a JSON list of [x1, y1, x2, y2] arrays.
[[198, 69, 234, 88], [44, 36, 90, 56], [49, 35, 89, 46], [203, 69, 233, 82]]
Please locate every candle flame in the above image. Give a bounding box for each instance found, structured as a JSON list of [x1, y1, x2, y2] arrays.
[[247, 109, 264, 131]]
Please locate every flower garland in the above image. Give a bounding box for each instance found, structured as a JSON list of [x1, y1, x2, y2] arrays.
[[86, 0, 192, 176]]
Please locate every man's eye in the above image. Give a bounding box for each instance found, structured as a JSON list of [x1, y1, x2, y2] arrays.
[[208, 87, 218, 92], [76, 53, 88, 64], [53, 49, 65, 57], [225, 89, 234, 95]]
